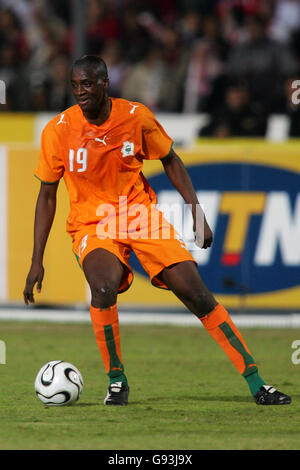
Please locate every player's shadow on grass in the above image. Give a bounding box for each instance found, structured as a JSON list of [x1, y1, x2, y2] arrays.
[[132, 395, 252, 405], [76, 402, 100, 407], [190, 395, 252, 403]]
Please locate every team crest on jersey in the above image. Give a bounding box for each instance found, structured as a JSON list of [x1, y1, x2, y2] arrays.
[[121, 141, 134, 157]]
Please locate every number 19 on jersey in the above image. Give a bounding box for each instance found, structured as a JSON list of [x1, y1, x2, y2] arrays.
[[69, 148, 87, 173]]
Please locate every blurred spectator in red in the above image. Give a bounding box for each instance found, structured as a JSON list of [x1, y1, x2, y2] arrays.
[[199, 80, 267, 137], [86, 0, 122, 54]]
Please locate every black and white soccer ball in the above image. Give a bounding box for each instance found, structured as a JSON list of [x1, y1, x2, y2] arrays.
[[35, 360, 84, 406]]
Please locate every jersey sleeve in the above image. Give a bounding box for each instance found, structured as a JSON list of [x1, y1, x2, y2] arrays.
[[140, 107, 173, 160], [34, 122, 64, 183]]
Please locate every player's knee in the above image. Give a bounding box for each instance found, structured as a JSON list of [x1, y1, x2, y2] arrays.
[[89, 279, 118, 308], [189, 291, 216, 317]]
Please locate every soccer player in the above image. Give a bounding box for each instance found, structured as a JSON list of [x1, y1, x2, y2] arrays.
[[24, 55, 291, 406]]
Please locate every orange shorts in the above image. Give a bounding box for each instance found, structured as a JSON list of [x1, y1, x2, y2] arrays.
[[71, 206, 196, 293]]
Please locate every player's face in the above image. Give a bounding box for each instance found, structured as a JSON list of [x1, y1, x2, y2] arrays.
[[70, 66, 109, 113]]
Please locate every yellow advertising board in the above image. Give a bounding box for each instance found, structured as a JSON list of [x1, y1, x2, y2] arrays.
[[121, 140, 300, 310], [6, 145, 86, 304], [1, 134, 300, 310]]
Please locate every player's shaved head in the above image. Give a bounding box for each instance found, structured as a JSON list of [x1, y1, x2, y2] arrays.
[[70, 54, 111, 121], [72, 55, 108, 81]]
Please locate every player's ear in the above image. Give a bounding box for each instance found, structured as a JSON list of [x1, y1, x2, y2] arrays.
[[103, 77, 109, 89]]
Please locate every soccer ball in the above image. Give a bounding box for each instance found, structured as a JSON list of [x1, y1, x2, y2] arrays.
[[35, 360, 84, 406]]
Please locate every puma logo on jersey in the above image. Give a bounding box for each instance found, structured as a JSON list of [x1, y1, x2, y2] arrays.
[[129, 103, 139, 114], [95, 136, 107, 146], [56, 113, 67, 125], [121, 141, 134, 157]]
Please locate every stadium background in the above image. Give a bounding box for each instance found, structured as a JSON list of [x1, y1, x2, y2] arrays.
[[0, 0, 300, 322]]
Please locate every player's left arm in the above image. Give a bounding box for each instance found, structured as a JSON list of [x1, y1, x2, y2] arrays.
[[161, 148, 213, 249]]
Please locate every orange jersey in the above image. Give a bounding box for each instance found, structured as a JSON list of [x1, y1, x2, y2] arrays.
[[35, 98, 173, 234]]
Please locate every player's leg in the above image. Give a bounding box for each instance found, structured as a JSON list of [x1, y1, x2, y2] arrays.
[[83, 248, 129, 405], [158, 261, 291, 405], [158, 260, 218, 315], [158, 261, 259, 380], [83, 247, 124, 308]]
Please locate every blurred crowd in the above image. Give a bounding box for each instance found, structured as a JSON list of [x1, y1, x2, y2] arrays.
[[0, 0, 300, 137]]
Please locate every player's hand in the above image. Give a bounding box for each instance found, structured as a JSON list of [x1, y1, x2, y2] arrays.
[[194, 216, 213, 249], [23, 263, 44, 305]]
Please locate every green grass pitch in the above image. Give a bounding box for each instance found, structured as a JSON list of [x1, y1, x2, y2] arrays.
[[0, 321, 299, 450]]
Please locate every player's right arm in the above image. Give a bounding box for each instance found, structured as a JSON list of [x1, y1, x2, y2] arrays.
[[24, 117, 65, 304], [23, 181, 59, 305]]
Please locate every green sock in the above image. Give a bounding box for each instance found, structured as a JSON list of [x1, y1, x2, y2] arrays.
[[244, 370, 265, 396], [109, 374, 127, 386]]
